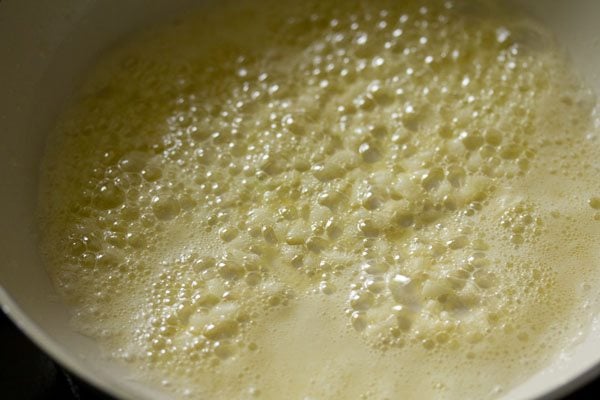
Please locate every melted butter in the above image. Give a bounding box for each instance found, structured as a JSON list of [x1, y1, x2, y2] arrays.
[[39, 0, 600, 398]]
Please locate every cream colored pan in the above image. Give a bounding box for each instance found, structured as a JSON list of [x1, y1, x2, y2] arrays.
[[1, 1, 599, 399]]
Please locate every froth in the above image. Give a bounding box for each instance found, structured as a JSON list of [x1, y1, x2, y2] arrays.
[[39, 0, 600, 398]]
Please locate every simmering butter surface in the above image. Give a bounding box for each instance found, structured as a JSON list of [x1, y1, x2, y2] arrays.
[[39, 0, 600, 398]]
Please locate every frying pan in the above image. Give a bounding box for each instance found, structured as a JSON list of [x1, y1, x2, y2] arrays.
[[1, 1, 599, 398]]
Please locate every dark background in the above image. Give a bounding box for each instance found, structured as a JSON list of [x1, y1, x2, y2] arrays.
[[0, 311, 598, 399]]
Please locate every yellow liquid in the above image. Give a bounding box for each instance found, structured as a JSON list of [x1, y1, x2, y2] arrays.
[[39, 0, 600, 398]]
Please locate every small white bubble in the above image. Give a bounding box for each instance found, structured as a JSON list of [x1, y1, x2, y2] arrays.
[[268, 84, 280, 95], [496, 27, 511, 44], [372, 56, 385, 67], [356, 33, 368, 45]]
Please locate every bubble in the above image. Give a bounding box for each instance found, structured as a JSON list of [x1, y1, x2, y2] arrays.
[[311, 162, 346, 181], [358, 142, 382, 163], [356, 32, 368, 45], [499, 144, 521, 160], [95, 181, 125, 210], [119, 152, 149, 173], [357, 219, 380, 237], [349, 290, 375, 311], [217, 260, 244, 281], [203, 320, 239, 340], [151, 196, 180, 220], [460, 131, 484, 151], [286, 222, 310, 245], [421, 167, 445, 190], [319, 280, 334, 294], [306, 236, 328, 253], [388, 274, 413, 304], [361, 261, 389, 275], [351, 311, 367, 331], [261, 226, 279, 244], [496, 27, 511, 44], [318, 190, 343, 208], [447, 236, 468, 250], [219, 226, 239, 242], [473, 270, 496, 289]]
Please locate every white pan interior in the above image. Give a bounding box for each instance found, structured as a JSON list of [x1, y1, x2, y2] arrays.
[[0, 1, 599, 399]]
